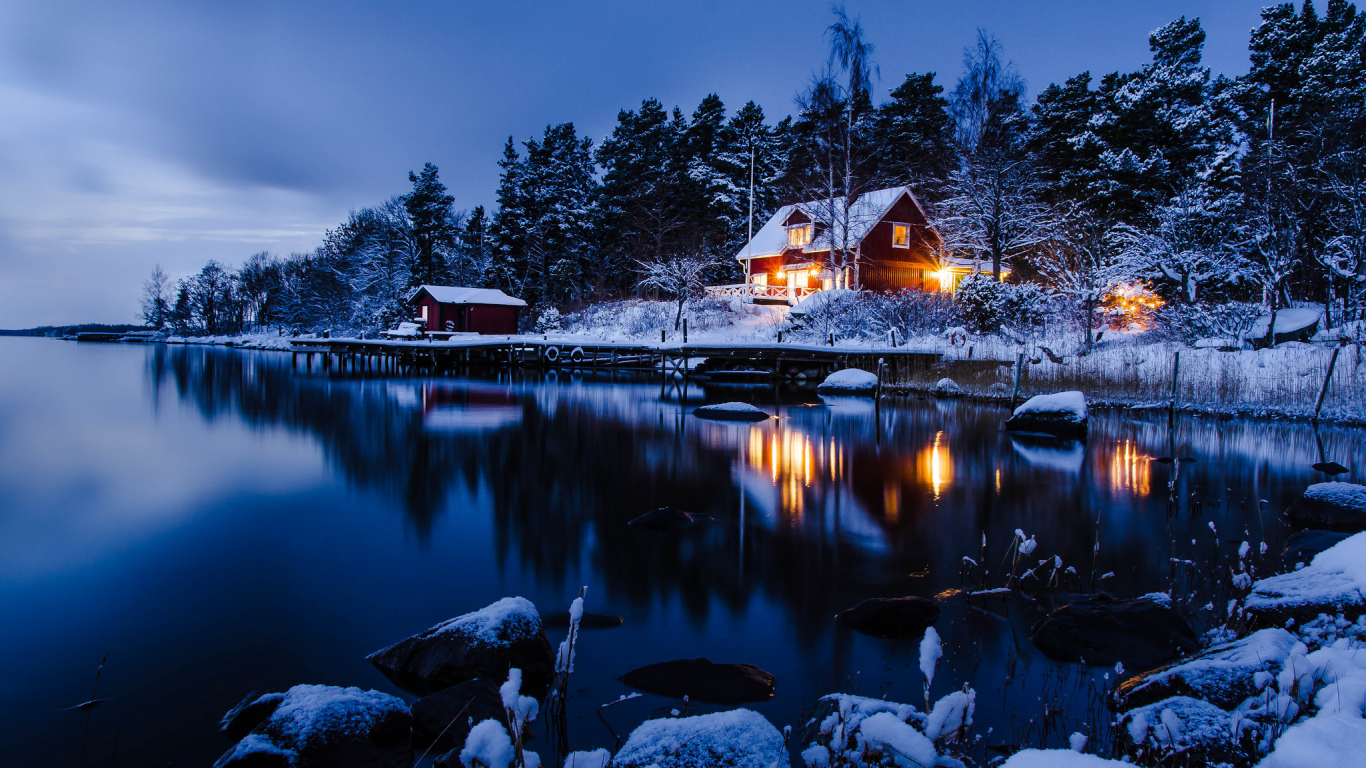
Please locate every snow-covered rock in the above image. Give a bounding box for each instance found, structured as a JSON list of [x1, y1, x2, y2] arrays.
[[1289, 482, 1366, 532], [612, 709, 784, 768], [367, 597, 555, 697], [1004, 391, 1088, 438], [1282, 529, 1355, 570], [693, 401, 771, 421], [934, 377, 961, 393], [999, 749, 1128, 767], [1247, 307, 1323, 345], [1247, 532, 1366, 627], [817, 367, 879, 395], [619, 658, 775, 704], [214, 685, 412, 768], [1030, 595, 1198, 668], [1112, 628, 1297, 711], [1117, 696, 1238, 766]]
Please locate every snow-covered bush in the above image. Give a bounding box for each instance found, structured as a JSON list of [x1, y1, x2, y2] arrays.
[[535, 307, 563, 333], [955, 275, 1058, 337], [954, 274, 1007, 334], [869, 289, 958, 340], [794, 290, 878, 340], [1153, 301, 1261, 344]]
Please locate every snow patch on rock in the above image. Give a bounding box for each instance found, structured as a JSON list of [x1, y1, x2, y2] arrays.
[[817, 368, 879, 393]]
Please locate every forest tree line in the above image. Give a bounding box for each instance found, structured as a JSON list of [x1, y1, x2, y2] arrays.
[[143, 2, 1366, 337]]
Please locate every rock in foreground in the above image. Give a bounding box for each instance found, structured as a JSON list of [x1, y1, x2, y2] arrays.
[[1030, 594, 1198, 669], [817, 368, 879, 395], [1288, 482, 1366, 532], [410, 678, 504, 754], [612, 709, 783, 768], [1004, 391, 1088, 439], [1111, 628, 1296, 711], [620, 658, 775, 704], [692, 402, 770, 421], [834, 596, 941, 638], [367, 597, 554, 697], [214, 685, 412, 768]]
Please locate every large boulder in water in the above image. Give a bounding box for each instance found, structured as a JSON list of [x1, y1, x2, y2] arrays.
[[834, 597, 941, 638], [620, 658, 775, 704], [367, 597, 554, 697], [1111, 628, 1296, 712], [817, 368, 879, 395], [410, 678, 504, 754], [1246, 531, 1366, 628], [1288, 482, 1366, 532], [1030, 594, 1198, 669], [1004, 391, 1088, 439], [627, 507, 712, 534], [214, 685, 412, 768], [612, 709, 784, 768], [1282, 529, 1354, 569], [693, 402, 770, 421]]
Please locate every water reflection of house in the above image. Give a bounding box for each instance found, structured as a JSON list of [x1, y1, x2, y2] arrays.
[[730, 419, 962, 543], [420, 386, 523, 432]]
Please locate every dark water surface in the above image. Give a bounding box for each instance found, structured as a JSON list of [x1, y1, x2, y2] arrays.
[[2, 337, 1361, 765]]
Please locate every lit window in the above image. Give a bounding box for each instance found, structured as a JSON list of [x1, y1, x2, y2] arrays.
[[420, 305, 429, 319], [786, 225, 812, 247], [751, 273, 767, 286], [793, 271, 809, 289], [891, 223, 910, 248]]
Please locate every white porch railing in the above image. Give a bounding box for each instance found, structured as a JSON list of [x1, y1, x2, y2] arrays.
[[705, 283, 815, 305]]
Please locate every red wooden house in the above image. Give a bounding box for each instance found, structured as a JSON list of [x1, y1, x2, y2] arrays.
[[406, 286, 527, 335], [708, 186, 993, 305]]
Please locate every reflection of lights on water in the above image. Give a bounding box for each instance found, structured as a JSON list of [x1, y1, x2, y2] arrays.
[[929, 431, 948, 499], [1110, 439, 1151, 495], [995, 467, 1001, 494], [884, 483, 900, 523]]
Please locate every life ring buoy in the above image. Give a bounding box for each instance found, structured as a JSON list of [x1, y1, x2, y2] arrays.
[[444, 320, 455, 332], [543, 345, 561, 363], [569, 346, 585, 363]]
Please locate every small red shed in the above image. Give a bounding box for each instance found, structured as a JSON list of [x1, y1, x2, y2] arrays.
[[406, 285, 527, 335]]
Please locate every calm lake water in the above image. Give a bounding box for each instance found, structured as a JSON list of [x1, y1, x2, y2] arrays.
[[1, 337, 1360, 765]]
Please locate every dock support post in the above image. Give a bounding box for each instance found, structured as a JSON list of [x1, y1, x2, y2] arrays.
[[1009, 352, 1024, 407], [1168, 350, 1181, 411]]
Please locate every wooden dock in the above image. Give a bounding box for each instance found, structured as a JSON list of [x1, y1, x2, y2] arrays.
[[286, 336, 942, 381]]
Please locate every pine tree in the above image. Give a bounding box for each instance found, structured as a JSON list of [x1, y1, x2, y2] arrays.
[[870, 72, 955, 196], [403, 162, 457, 287]]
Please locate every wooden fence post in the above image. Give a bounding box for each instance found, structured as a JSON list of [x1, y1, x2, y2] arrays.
[[1313, 346, 1342, 421]]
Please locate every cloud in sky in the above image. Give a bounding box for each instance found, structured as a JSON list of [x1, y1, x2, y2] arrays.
[[0, 0, 1265, 327]]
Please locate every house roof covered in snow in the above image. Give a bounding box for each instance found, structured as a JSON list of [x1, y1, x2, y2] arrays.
[[407, 285, 527, 307], [732, 186, 936, 262]]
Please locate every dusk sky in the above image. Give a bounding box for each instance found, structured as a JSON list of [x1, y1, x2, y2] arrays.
[[0, 0, 1268, 327]]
